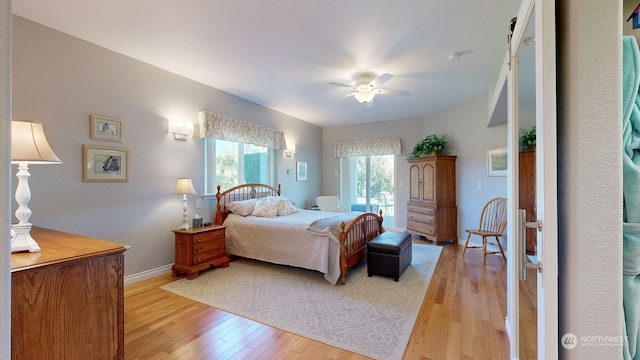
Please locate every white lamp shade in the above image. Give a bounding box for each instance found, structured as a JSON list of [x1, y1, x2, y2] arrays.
[[12, 120, 62, 164], [173, 178, 197, 195], [354, 90, 376, 104]]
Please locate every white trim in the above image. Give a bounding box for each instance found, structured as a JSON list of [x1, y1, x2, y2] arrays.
[[124, 264, 173, 286]]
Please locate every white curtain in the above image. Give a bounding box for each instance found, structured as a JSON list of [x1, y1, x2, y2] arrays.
[[198, 111, 287, 150], [334, 137, 401, 158]]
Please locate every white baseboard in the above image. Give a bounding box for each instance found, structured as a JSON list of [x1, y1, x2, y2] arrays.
[[124, 264, 173, 286]]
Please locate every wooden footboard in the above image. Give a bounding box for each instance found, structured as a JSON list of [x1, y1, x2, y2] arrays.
[[338, 210, 384, 285]]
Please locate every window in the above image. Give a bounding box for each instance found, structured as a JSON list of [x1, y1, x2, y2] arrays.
[[204, 138, 275, 194], [340, 154, 395, 227]]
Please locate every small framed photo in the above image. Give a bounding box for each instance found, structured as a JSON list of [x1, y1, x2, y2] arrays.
[[487, 147, 508, 177], [90, 114, 123, 142], [296, 161, 307, 181], [83, 144, 129, 182]]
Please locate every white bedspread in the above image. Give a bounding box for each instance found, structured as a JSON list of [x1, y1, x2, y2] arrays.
[[223, 209, 355, 284]]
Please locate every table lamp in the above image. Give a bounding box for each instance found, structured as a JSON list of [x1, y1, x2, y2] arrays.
[[173, 178, 197, 230], [11, 119, 62, 253]]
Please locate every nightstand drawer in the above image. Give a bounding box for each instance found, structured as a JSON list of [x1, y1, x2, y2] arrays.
[[193, 230, 225, 244], [193, 239, 225, 255], [192, 249, 226, 265]]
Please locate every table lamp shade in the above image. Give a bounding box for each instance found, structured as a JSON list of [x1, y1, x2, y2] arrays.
[[173, 178, 196, 230], [12, 119, 62, 163], [173, 178, 197, 195]]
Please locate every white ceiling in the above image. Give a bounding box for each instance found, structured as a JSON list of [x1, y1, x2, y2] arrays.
[[12, 0, 520, 128]]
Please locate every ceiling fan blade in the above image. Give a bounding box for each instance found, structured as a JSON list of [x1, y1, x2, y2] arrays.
[[327, 91, 357, 102], [372, 73, 393, 87], [376, 88, 410, 96], [328, 81, 354, 88]]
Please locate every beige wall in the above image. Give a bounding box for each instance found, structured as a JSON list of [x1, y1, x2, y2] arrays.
[[11, 16, 322, 277], [557, 0, 623, 359]]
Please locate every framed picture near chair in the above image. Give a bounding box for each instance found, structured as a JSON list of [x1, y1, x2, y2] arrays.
[[486, 147, 507, 176]]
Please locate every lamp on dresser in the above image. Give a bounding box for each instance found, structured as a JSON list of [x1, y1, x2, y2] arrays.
[[173, 178, 197, 230], [11, 119, 62, 253]]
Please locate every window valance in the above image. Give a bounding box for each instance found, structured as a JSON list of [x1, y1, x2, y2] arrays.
[[334, 137, 402, 157], [198, 111, 287, 150]]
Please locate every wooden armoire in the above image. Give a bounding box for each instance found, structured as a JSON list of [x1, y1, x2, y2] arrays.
[[406, 154, 457, 244], [519, 149, 537, 254]]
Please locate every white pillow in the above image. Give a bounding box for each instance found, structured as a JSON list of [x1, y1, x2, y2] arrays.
[[251, 200, 278, 218], [267, 196, 296, 206], [273, 198, 298, 216], [225, 199, 258, 216]]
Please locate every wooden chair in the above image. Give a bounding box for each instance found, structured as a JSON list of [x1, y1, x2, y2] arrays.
[[461, 197, 508, 264]]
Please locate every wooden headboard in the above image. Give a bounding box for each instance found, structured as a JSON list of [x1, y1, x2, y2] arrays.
[[215, 183, 281, 224]]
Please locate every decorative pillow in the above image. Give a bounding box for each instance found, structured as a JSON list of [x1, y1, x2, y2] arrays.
[[274, 199, 298, 216], [225, 199, 258, 216], [251, 200, 278, 218], [267, 196, 296, 206]]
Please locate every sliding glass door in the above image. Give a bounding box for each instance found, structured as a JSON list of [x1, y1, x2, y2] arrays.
[[341, 155, 395, 227]]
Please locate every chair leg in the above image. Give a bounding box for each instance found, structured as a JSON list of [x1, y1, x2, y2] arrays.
[[495, 236, 506, 261], [482, 236, 487, 265], [461, 233, 472, 257]]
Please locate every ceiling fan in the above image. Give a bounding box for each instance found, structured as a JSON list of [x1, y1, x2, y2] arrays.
[[328, 72, 410, 107]]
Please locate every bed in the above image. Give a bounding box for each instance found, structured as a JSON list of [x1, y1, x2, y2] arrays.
[[215, 183, 384, 285]]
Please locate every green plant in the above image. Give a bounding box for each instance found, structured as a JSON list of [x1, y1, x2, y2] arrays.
[[408, 134, 447, 158], [520, 126, 536, 151]]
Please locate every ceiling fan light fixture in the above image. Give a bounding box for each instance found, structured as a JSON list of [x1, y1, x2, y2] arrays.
[[354, 90, 376, 104]]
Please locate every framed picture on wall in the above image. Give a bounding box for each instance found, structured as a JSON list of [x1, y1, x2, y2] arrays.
[[83, 144, 129, 182], [90, 114, 124, 142], [296, 161, 307, 181], [487, 147, 508, 176]]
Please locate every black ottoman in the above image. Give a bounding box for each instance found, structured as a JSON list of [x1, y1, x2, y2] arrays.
[[367, 231, 412, 281]]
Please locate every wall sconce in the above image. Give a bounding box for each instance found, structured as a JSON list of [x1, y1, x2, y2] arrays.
[[168, 119, 193, 140], [285, 146, 295, 157]]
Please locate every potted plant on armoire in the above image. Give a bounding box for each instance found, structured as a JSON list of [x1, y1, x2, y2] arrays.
[[406, 134, 458, 245]]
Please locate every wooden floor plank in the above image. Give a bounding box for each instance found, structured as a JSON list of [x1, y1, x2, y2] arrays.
[[124, 240, 537, 359]]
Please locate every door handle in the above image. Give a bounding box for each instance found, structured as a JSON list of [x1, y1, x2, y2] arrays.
[[519, 209, 542, 281]]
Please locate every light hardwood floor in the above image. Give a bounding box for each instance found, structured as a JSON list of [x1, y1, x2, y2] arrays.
[[124, 240, 537, 359]]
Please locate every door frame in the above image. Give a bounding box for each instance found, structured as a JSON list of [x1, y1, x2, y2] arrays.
[[506, 0, 558, 358]]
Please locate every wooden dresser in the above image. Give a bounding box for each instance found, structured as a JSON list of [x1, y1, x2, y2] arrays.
[[11, 227, 127, 360], [519, 149, 537, 254], [406, 154, 458, 244], [172, 225, 229, 279]]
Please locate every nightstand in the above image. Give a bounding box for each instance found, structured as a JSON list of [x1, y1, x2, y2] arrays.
[[172, 225, 230, 279]]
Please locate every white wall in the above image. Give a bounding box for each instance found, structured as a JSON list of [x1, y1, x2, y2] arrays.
[[557, 1, 624, 359], [11, 16, 322, 277], [0, 0, 10, 357]]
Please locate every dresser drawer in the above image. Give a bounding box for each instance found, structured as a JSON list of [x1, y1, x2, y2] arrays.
[[193, 238, 225, 255], [407, 203, 436, 216], [408, 221, 436, 236], [407, 211, 435, 224], [193, 229, 225, 244], [192, 249, 227, 265]]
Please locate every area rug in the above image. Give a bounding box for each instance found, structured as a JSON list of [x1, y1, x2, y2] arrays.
[[160, 243, 442, 360]]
